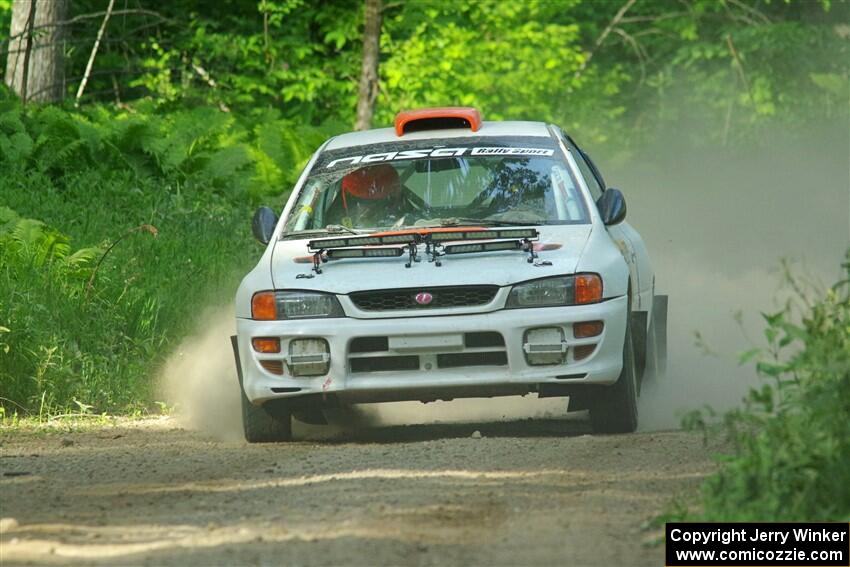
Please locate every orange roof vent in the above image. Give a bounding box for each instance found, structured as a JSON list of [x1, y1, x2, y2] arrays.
[[394, 107, 482, 136]]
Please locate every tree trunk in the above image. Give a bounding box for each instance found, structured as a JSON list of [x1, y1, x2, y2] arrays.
[[5, 0, 69, 103], [354, 0, 382, 131]]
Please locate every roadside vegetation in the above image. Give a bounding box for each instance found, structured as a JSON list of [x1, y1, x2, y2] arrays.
[[0, 0, 847, 430], [677, 257, 850, 521], [0, 95, 341, 414]]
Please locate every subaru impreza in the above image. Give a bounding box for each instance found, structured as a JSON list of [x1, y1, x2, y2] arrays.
[[232, 107, 666, 442]]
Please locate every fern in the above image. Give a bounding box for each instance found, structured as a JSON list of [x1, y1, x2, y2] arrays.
[[142, 107, 232, 174], [0, 97, 329, 199], [251, 118, 340, 195], [0, 103, 33, 167], [0, 206, 20, 233], [8, 218, 72, 267], [194, 144, 252, 193]]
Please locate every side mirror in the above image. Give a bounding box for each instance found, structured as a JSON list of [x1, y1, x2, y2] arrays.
[[596, 188, 626, 225], [252, 206, 278, 244]]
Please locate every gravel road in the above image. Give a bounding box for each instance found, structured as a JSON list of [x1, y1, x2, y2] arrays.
[[0, 415, 716, 566]]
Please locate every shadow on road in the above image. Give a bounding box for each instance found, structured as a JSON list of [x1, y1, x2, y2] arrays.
[[306, 416, 593, 444]]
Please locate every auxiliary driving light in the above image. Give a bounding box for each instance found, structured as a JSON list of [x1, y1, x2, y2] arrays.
[[288, 338, 331, 376], [523, 327, 568, 366]]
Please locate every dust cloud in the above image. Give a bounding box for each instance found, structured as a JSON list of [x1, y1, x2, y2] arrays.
[[624, 128, 850, 430], [162, 125, 848, 438], [159, 308, 243, 441]]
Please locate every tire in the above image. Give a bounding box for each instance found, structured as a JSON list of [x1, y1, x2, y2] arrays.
[[240, 388, 293, 443], [231, 334, 293, 443], [589, 318, 638, 434]]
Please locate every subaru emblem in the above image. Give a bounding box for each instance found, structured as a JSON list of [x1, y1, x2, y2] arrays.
[[414, 292, 433, 305]]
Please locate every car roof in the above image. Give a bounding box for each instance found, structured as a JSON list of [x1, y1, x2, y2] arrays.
[[324, 120, 553, 151]]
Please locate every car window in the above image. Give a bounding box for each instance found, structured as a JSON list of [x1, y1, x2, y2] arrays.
[[403, 161, 492, 207], [566, 139, 604, 201], [283, 136, 590, 234]]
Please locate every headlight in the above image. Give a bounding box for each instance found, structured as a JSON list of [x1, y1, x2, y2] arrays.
[[252, 290, 344, 320], [506, 274, 602, 308]]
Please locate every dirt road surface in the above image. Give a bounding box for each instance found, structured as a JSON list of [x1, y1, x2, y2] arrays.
[[0, 416, 716, 566]]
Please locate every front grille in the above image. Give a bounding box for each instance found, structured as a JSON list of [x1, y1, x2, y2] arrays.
[[349, 286, 499, 311], [350, 336, 389, 353], [464, 331, 505, 348], [348, 332, 507, 373], [350, 355, 419, 373], [437, 352, 507, 369]]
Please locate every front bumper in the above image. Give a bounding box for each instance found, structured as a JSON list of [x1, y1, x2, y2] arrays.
[[235, 295, 628, 405]]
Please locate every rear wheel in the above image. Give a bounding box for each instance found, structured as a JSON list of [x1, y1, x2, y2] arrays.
[[241, 389, 293, 443], [589, 319, 638, 434]]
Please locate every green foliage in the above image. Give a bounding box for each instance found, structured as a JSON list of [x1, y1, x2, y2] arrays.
[[0, 92, 321, 415], [0, 91, 333, 199], [1, 206, 102, 412], [379, 0, 625, 144], [0, 87, 342, 415], [688, 255, 850, 521], [0, 185, 256, 414], [4, 0, 841, 153]]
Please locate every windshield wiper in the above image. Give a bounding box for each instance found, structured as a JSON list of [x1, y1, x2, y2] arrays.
[[280, 226, 368, 240], [434, 217, 543, 228], [324, 224, 361, 235]]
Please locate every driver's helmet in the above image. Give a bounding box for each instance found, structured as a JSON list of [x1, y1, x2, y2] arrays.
[[340, 164, 401, 211]]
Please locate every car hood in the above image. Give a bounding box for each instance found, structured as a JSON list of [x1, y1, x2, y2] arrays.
[[270, 225, 593, 294]]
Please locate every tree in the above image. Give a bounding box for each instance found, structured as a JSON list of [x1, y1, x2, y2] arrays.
[[354, 0, 381, 130], [4, 0, 68, 103]]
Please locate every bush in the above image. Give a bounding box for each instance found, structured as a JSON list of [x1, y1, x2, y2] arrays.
[[690, 253, 850, 521]]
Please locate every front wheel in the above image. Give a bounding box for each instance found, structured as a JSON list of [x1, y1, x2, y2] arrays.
[[232, 335, 293, 443], [589, 319, 638, 434], [240, 389, 293, 443]]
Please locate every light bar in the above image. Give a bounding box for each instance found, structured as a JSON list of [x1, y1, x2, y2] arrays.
[[444, 240, 522, 255], [428, 231, 470, 241], [381, 233, 420, 244], [497, 229, 539, 239], [325, 247, 406, 259], [430, 228, 539, 242], [309, 228, 538, 250], [309, 234, 419, 251]]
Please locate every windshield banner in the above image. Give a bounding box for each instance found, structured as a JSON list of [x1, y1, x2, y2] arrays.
[[325, 146, 555, 169]]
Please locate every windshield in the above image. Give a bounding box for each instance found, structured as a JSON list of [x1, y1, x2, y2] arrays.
[[283, 136, 589, 235]]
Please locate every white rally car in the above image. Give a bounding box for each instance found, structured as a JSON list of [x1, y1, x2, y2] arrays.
[[232, 107, 666, 442]]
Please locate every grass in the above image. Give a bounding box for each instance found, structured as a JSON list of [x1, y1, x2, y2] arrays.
[[0, 94, 305, 417], [0, 178, 257, 416]]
